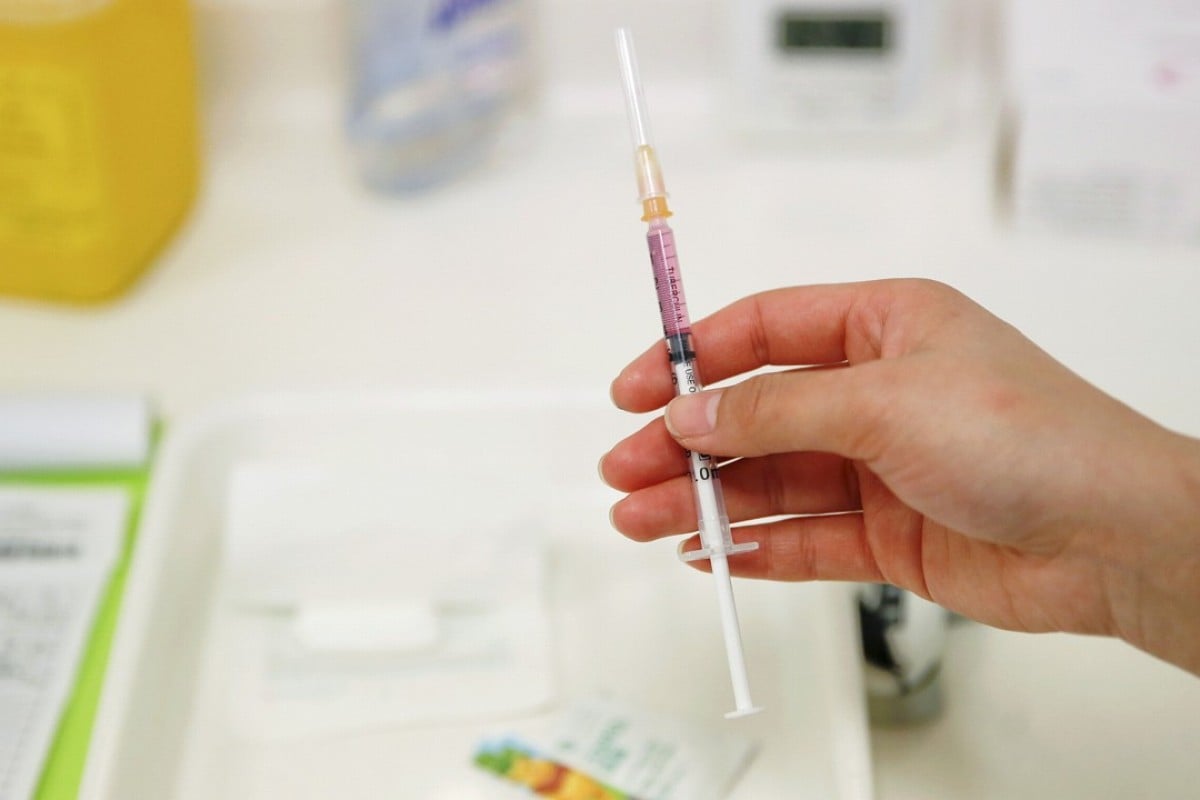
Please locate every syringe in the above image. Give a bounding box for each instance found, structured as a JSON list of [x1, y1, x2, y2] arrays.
[[615, 28, 762, 719]]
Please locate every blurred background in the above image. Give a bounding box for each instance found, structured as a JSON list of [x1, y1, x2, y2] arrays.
[[1, 0, 1197, 420], [2, 1, 1200, 419], [2, 1, 1200, 798]]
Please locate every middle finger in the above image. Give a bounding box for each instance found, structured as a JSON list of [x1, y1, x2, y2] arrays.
[[610, 450, 862, 542]]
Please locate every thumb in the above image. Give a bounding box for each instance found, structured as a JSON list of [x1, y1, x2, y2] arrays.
[[664, 366, 891, 460]]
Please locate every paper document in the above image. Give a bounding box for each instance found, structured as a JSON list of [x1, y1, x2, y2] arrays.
[[0, 488, 127, 800], [475, 696, 759, 800], [220, 462, 554, 740]]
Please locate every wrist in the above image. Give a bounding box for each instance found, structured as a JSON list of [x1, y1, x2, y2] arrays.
[[1106, 429, 1200, 674], [1153, 431, 1200, 557]]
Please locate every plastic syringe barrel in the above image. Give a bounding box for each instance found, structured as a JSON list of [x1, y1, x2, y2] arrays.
[[647, 219, 757, 561], [622, 26, 761, 720]]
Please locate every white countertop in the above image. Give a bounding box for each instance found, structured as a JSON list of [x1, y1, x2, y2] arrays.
[[3, 1, 1199, 796]]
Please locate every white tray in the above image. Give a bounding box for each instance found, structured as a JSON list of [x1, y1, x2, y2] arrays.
[[82, 391, 874, 799]]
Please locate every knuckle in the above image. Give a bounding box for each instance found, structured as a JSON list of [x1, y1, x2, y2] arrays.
[[898, 277, 949, 297], [762, 454, 790, 515], [841, 367, 899, 461], [724, 373, 790, 455], [746, 294, 773, 366], [899, 277, 967, 310], [768, 519, 818, 581]]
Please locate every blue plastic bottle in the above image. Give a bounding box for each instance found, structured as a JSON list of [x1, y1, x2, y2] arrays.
[[347, 0, 528, 192]]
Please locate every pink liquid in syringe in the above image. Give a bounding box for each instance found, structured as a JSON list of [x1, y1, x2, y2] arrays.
[[646, 220, 691, 337]]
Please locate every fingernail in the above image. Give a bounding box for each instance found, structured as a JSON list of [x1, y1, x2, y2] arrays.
[[665, 390, 721, 438], [677, 536, 702, 562], [597, 451, 610, 485], [608, 502, 620, 530], [609, 372, 630, 411]]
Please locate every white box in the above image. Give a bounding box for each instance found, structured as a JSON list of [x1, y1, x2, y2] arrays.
[[728, 0, 952, 137], [80, 392, 875, 800], [1006, 0, 1200, 241]]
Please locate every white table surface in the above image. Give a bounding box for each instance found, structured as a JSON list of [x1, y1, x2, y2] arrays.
[[2, 1, 1199, 796]]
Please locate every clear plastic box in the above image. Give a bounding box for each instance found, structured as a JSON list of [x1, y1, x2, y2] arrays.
[[82, 391, 874, 799]]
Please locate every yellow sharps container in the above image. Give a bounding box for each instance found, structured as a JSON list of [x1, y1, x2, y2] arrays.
[[0, 0, 200, 303]]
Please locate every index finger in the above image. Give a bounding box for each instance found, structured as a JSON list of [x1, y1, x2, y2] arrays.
[[611, 281, 891, 413]]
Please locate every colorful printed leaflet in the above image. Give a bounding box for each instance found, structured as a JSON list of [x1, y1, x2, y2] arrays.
[[475, 739, 635, 800]]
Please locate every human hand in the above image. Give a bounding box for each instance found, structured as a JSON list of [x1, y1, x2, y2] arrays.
[[600, 279, 1200, 674]]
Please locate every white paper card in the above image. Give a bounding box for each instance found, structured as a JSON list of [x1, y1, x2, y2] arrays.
[[220, 461, 554, 740], [545, 697, 757, 800], [0, 488, 127, 800]]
